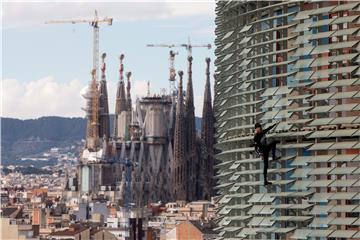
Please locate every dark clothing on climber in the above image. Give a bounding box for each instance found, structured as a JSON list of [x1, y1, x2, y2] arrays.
[[254, 123, 279, 185]]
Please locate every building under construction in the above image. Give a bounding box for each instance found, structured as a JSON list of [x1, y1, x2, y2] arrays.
[[74, 52, 215, 206]]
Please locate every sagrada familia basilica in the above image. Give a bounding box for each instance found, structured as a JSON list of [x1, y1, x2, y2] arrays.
[[71, 52, 215, 205]]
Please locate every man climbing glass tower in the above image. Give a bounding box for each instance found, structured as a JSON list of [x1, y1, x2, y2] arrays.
[[254, 122, 280, 186]]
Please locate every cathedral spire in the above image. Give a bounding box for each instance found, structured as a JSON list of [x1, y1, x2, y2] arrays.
[[172, 70, 187, 201], [113, 54, 127, 139], [85, 69, 100, 150], [201, 57, 214, 200], [99, 53, 110, 141], [184, 56, 197, 201], [126, 71, 132, 111]]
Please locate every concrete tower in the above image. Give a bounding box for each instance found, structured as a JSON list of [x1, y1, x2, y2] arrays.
[[201, 58, 214, 200], [172, 70, 187, 200], [99, 53, 110, 142], [184, 56, 198, 201]]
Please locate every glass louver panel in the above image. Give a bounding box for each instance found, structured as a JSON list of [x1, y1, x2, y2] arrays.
[[294, 58, 314, 68], [308, 142, 334, 150], [330, 218, 357, 225], [294, 22, 311, 32], [310, 57, 329, 67], [308, 30, 335, 40], [295, 34, 311, 45], [330, 179, 358, 187], [293, 45, 314, 56], [329, 230, 357, 239], [310, 6, 336, 15], [331, 91, 358, 100], [309, 92, 334, 101], [261, 99, 279, 109], [330, 141, 358, 150], [307, 130, 334, 138], [275, 86, 292, 95], [293, 71, 313, 81], [309, 18, 335, 28], [329, 129, 357, 137], [310, 205, 333, 215], [240, 24, 252, 33], [331, 2, 360, 12], [330, 103, 358, 112], [332, 28, 360, 38], [310, 80, 333, 89], [329, 154, 358, 162], [330, 205, 357, 212], [308, 105, 333, 114], [309, 180, 334, 187], [311, 44, 331, 54], [309, 217, 334, 228], [222, 30, 234, 40], [291, 229, 312, 239], [290, 180, 312, 190], [330, 116, 357, 124], [308, 155, 335, 163], [293, 9, 313, 21], [309, 193, 334, 203], [330, 78, 358, 87], [331, 66, 359, 75], [329, 167, 357, 175], [308, 167, 334, 175], [308, 230, 334, 238], [291, 168, 311, 178], [332, 15, 360, 24]]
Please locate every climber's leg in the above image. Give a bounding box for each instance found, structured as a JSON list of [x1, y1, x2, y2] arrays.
[[268, 140, 280, 160], [263, 151, 272, 185]]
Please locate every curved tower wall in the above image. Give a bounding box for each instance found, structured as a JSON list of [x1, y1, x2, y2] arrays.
[[214, 1, 360, 239]]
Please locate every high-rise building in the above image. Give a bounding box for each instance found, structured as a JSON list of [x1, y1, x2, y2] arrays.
[[214, 1, 360, 239]]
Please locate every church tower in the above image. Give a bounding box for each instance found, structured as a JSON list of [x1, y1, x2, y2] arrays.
[[172, 70, 187, 200], [184, 56, 198, 201], [113, 54, 129, 141], [201, 58, 214, 200], [84, 69, 101, 151], [99, 53, 110, 142]]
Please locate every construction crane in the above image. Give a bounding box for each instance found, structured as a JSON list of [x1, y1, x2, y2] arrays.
[[147, 37, 212, 57], [147, 38, 211, 95], [45, 10, 113, 81]]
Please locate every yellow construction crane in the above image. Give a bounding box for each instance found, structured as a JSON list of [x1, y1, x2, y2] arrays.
[[45, 10, 113, 81]]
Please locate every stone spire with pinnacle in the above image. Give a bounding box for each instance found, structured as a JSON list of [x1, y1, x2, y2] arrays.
[[85, 69, 100, 151], [126, 72, 132, 111], [99, 53, 110, 141], [113, 54, 127, 139], [184, 56, 197, 201], [201, 57, 215, 200], [172, 70, 187, 201]]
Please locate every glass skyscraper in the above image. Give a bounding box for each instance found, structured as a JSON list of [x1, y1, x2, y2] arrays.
[[214, 1, 360, 239]]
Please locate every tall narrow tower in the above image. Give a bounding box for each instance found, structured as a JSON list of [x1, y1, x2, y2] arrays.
[[113, 54, 127, 140], [84, 69, 101, 151], [184, 56, 198, 201], [99, 53, 110, 141], [126, 72, 133, 125], [201, 58, 214, 200], [126, 72, 132, 112], [172, 71, 187, 201]]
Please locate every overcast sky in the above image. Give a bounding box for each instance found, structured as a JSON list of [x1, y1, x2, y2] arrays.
[[2, 1, 216, 119]]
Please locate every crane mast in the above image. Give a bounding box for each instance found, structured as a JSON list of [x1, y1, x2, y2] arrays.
[[147, 38, 211, 95], [45, 10, 112, 81]]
